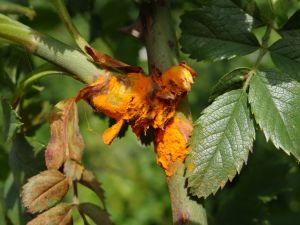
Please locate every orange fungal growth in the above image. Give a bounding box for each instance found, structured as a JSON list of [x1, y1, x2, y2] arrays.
[[77, 63, 196, 175], [154, 114, 193, 176]]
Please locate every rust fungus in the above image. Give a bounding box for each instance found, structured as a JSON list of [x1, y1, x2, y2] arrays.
[[77, 63, 196, 176], [154, 114, 193, 176]]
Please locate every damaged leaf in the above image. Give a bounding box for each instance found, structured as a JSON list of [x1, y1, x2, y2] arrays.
[[21, 170, 69, 213], [27, 203, 75, 225], [63, 159, 84, 181], [45, 98, 84, 170], [78, 203, 112, 225], [85, 46, 143, 74], [79, 169, 106, 204]]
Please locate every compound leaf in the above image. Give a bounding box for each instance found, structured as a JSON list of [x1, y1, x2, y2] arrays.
[[249, 70, 300, 159], [187, 89, 255, 198]]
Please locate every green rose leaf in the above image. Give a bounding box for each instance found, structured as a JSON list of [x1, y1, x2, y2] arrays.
[[209, 68, 251, 102], [187, 89, 255, 198], [280, 10, 300, 37], [249, 70, 300, 159], [1, 98, 22, 143], [180, 0, 259, 61], [270, 35, 300, 81]]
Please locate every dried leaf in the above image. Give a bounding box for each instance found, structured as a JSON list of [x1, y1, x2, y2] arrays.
[[63, 159, 84, 181], [78, 203, 112, 225], [45, 98, 84, 169], [21, 170, 69, 213], [27, 203, 75, 225], [85, 46, 143, 74], [79, 170, 105, 204]]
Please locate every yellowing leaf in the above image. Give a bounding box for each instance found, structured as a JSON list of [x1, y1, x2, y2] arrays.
[[21, 170, 69, 213], [27, 203, 75, 225], [63, 159, 84, 181], [45, 98, 84, 169]]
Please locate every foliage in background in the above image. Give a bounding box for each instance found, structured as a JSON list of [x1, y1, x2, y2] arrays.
[[1, 0, 300, 225]]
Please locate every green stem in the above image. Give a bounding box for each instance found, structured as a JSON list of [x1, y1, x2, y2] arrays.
[[243, 25, 272, 91], [140, 1, 207, 224], [0, 2, 36, 20], [51, 0, 90, 54], [0, 13, 103, 84], [12, 64, 69, 107], [253, 25, 272, 68], [244, 25, 273, 91]]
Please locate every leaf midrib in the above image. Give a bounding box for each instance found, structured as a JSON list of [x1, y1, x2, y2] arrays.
[[252, 73, 295, 152], [193, 91, 246, 192]]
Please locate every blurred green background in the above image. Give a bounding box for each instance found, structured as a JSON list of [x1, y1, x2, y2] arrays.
[[1, 0, 300, 225]]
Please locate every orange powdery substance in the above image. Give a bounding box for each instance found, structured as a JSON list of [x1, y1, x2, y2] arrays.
[[154, 114, 193, 176], [77, 63, 195, 175]]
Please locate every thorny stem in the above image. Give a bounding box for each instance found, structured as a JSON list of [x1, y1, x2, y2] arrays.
[[140, 1, 207, 225], [0, 13, 103, 84]]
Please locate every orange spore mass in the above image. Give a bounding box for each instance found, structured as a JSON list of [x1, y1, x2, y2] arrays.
[[155, 115, 193, 176], [77, 64, 195, 175]]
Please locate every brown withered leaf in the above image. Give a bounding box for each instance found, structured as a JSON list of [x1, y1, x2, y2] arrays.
[[45, 98, 84, 170], [27, 203, 75, 225], [85, 46, 143, 74], [21, 170, 69, 213], [78, 203, 112, 225], [63, 159, 84, 181], [79, 170, 105, 204]]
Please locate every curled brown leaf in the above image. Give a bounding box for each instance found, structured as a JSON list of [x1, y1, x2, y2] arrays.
[[45, 98, 84, 170]]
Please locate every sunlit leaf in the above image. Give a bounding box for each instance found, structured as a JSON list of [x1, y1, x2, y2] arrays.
[[249, 70, 300, 159], [187, 89, 255, 198], [21, 170, 69, 213]]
